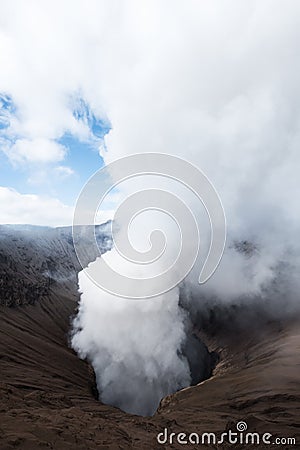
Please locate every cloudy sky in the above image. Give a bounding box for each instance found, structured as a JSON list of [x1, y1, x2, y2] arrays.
[[0, 1, 299, 227]]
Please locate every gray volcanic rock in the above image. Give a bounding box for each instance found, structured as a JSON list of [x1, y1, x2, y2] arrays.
[[0, 223, 112, 307], [0, 225, 299, 449]]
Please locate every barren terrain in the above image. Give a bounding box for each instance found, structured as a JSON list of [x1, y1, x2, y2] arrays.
[[0, 226, 299, 449]]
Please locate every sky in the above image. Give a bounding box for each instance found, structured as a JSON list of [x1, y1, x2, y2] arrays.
[[0, 0, 114, 225], [2, 0, 300, 416], [55, 0, 300, 416], [0, 0, 300, 228], [0, 89, 111, 225]]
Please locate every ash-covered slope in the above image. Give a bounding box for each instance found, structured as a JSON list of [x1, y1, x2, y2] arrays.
[[0, 225, 299, 449], [0, 223, 112, 307], [0, 224, 150, 449]]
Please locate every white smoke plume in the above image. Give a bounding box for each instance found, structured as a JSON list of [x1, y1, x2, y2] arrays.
[[70, 1, 300, 415], [1, 0, 299, 415], [72, 270, 191, 416]]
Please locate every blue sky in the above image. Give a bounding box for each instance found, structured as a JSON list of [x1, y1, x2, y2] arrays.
[[0, 92, 111, 222], [0, 0, 299, 231]]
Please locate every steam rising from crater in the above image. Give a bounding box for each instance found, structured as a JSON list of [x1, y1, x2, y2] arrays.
[[71, 2, 300, 415], [72, 270, 191, 416]]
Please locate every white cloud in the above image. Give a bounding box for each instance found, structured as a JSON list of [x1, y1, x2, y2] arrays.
[[0, 186, 73, 226], [54, 165, 75, 178], [8, 138, 66, 164], [27, 164, 75, 186], [0, 1, 299, 294], [1, 0, 300, 415]]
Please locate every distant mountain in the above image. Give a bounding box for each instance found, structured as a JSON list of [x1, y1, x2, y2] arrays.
[[0, 223, 112, 307]]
